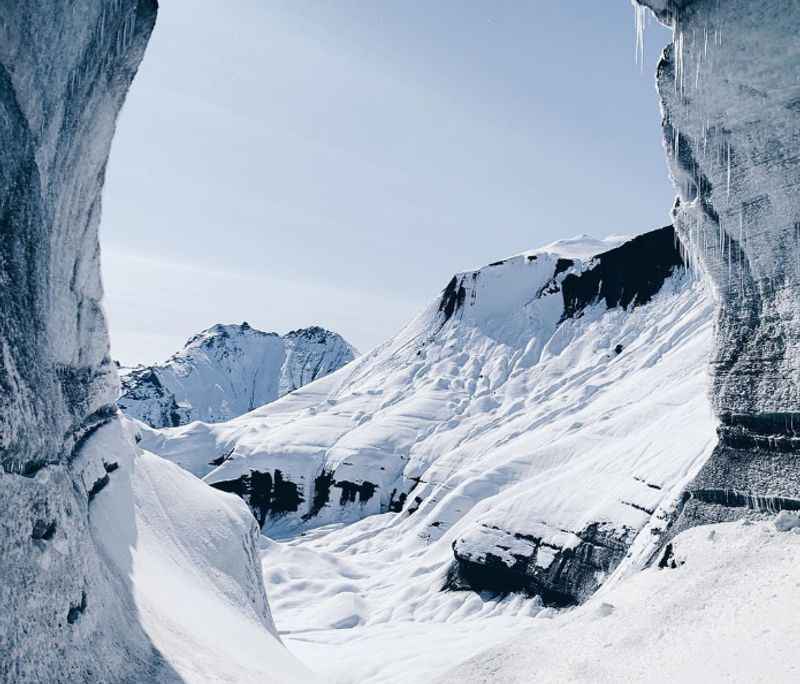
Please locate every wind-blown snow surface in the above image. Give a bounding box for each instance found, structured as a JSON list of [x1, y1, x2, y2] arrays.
[[87, 420, 315, 684], [119, 323, 356, 428], [142, 227, 716, 611], [445, 519, 800, 683]]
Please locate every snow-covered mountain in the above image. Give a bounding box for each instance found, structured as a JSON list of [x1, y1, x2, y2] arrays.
[[119, 323, 357, 428], [140, 225, 716, 607]]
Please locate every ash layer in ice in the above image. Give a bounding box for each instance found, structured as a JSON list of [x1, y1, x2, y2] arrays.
[[0, 3, 165, 681], [636, 0, 800, 531]]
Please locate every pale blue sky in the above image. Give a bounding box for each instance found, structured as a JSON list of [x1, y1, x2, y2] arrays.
[[102, 1, 671, 364]]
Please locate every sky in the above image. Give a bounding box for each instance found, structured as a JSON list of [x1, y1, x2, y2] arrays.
[[102, 1, 672, 365]]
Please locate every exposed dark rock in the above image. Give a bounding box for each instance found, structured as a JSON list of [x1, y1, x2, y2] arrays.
[[536, 258, 575, 298], [446, 523, 634, 607], [658, 543, 681, 569], [614, 344, 624, 355], [208, 448, 234, 467], [439, 276, 467, 322], [31, 520, 57, 541], [305, 470, 335, 519], [210, 469, 303, 527], [87, 474, 110, 502], [388, 489, 408, 513], [407, 496, 423, 515], [335, 480, 377, 506], [560, 226, 684, 320], [67, 592, 88, 625]]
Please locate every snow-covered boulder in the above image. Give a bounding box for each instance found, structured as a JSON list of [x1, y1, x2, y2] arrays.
[[119, 323, 357, 427], [636, 0, 800, 529], [143, 226, 716, 605], [445, 519, 800, 682], [774, 510, 800, 533]]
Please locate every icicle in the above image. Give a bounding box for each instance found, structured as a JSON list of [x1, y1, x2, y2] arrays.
[[695, 55, 701, 90], [633, 2, 646, 71], [726, 142, 731, 199]]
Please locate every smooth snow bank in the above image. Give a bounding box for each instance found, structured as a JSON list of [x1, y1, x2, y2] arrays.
[[445, 520, 800, 683], [88, 420, 315, 684], [262, 521, 545, 684]]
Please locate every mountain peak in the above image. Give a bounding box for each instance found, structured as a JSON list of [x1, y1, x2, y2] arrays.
[[120, 323, 357, 427]]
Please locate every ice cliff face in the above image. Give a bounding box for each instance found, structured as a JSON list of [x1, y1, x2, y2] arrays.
[[119, 323, 356, 428], [0, 2, 158, 679], [142, 228, 716, 605], [0, 4, 311, 681], [637, 0, 800, 529]]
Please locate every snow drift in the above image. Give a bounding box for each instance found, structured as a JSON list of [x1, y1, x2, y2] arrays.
[[142, 226, 716, 605], [119, 323, 356, 427]]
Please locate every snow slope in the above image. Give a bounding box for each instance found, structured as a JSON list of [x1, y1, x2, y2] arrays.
[[119, 323, 356, 427], [88, 418, 316, 684], [261, 517, 800, 683], [141, 226, 716, 606], [445, 519, 800, 683]]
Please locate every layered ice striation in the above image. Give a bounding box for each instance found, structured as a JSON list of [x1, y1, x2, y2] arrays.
[[0, 4, 311, 681], [119, 323, 356, 427], [0, 3, 159, 679], [142, 228, 716, 605], [636, 0, 800, 528]]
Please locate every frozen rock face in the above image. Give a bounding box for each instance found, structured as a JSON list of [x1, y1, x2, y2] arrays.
[[142, 228, 716, 606], [1, 5, 312, 682], [637, 0, 800, 527], [0, 2, 160, 680], [119, 323, 357, 427]]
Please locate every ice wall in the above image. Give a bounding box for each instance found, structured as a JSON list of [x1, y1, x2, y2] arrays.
[[0, 2, 161, 680], [637, 0, 800, 525]]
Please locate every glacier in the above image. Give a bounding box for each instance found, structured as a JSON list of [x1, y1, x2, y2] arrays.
[[142, 227, 716, 606], [4, 0, 800, 681], [119, 323, 356, 427]]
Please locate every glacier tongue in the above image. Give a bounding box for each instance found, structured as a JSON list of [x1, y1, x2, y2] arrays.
[[119, 323, 357, 428], [638, 0, 800, 529]]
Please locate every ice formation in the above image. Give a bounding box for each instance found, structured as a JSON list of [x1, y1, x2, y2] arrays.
[[0, 4, 311, 681], [119, 323, 356, 427], [635, 0, 800, 531]]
